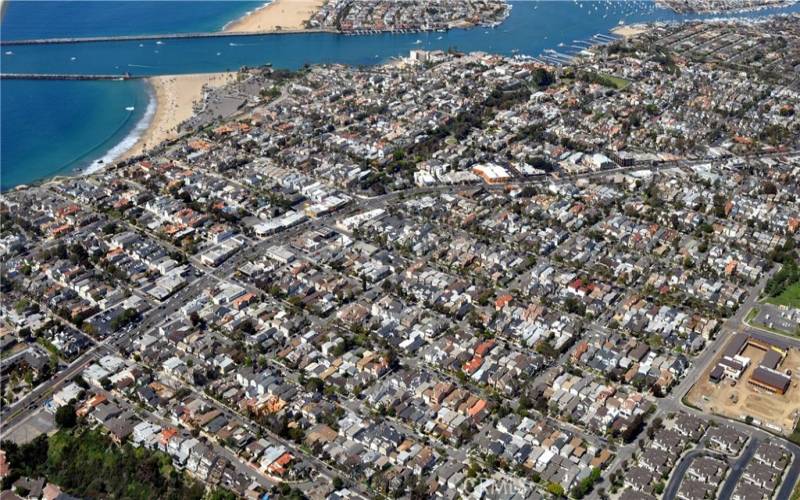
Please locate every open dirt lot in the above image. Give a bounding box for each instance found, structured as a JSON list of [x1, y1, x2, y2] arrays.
[[687, 341, 800, 435]]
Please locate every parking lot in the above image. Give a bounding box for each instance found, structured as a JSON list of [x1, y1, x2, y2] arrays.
[[752, 304, 800, 336], [4, 405, 56, 444]]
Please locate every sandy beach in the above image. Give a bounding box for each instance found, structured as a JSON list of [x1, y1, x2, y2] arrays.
[[225, 0, 325, 32], [611, 25, 650, 38], [121, 72, 236, 160]]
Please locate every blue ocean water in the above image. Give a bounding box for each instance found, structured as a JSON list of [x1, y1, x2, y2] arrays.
[[0, 78, 149, 190], [1, 1, 264, 189], [2, 1, 799, 189], [1, 1, 262, 40]]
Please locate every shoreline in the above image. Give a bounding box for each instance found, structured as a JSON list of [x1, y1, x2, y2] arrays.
[[4, 2, 799, 192], [3, 75, 241, 192], [224, 0, 325, 33], [82, 83, 157, 175], [117, 72, 236, 162], [3, 0, 332, 192]]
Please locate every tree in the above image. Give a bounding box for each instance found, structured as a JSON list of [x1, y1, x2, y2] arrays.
[[570, 468, 602, 499], [564, 297, 586, 317], [2, 434, 48, 474], [546, 482, 565, 497], [14, 298, 30, 314], [531, 67, 555, 87], [622, 414, 645, 443], [2, 428, 207, 498], [237, 319, 255, 335], [208, 489, 237, 500], [305, 377, 324, 393], [71, 375, 89, 389], [332, 477, 344, 490], [55, 405, 77, 429], [110, 308, 139, 331]]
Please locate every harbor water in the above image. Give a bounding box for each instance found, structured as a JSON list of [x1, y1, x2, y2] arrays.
[[2, 0, 799, 189]]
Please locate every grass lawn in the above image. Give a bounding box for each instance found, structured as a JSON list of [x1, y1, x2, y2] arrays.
[[765, 281, 800, 309], [598, 73, 631, 90]]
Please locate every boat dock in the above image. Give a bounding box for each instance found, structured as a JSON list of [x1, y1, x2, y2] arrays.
[[0, 29, 332, 46], [0, 73, 138, 80]]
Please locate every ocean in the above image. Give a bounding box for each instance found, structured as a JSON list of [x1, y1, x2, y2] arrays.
[[1, 1, 261, 190], [1, 78, 150, 190], [2, 1, 799, 190], [0, 1, 262, 40]]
